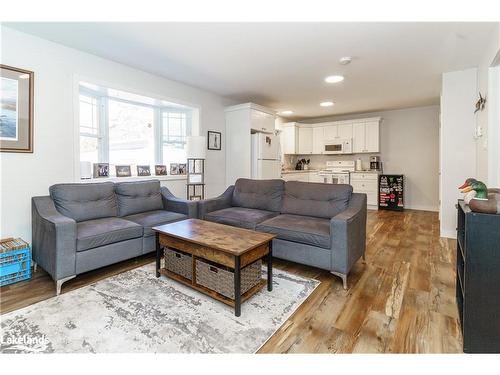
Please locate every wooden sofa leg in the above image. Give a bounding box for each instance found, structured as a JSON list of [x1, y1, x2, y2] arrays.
[[55, 275, 76, 296], [362, 253, 366, 262], [331, 271, 348, 290]]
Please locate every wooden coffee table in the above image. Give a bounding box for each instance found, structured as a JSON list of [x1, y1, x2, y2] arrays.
[[153, 219, 275, 316]]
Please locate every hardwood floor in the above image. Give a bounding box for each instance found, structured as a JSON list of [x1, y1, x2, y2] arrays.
[[0, 209, 462, 353]]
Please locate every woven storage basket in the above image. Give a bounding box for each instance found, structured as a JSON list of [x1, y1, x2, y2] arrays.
[[195, 258, 262, 299], [164, 248, 192, 280]]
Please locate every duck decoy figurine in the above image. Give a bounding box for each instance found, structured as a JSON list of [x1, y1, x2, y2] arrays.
[[459, 179, 500, 214]]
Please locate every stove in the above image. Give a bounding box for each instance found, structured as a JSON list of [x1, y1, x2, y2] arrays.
[[318, 161, 355, 184]]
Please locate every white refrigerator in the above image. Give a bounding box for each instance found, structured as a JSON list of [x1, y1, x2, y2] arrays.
[[251, 132, 281, 179]]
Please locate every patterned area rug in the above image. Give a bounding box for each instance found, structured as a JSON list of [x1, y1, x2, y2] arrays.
[[1, 263, 319, 353]]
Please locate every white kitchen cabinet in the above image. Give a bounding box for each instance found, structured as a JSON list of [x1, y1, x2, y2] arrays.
[[351, 172, 379, 209], [251, 109, 275, 133], [298, 127, 313, 154], [282, 123, 298, 154], [352, 123, 365, 153], [338, 123, 353, 139], [312, 127, 324, 154], [352, 120, 380, 153], [308, 171, 325, 183], [281, 172, 309, 182], [324, 124, 338, 139], [364, 121, 380, 153]]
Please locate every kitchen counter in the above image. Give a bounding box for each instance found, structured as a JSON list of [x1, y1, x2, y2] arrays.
[[350, 170, 381, 174], [281, 169, 319, 174]]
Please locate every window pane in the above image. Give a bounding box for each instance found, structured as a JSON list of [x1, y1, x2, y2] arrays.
[[79, 94, 98, 135], [108, 99, 155, 168], [80, 136, 98, 163], [162, 111, 190, 167]]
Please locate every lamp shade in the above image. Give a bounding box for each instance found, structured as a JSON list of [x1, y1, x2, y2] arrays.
[[186, 136, 206, 159]]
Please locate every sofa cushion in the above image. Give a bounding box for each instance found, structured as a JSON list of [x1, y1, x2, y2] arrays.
[[124, 210, 187, 237], [50, 182, 118, 222], [281, 181, 352, 219], [257, 214, 331, 249], [232, 178, 284, 212], [205, 207, 279, 230], [77, 217, 143, 252], [115, 180, 163, 217]]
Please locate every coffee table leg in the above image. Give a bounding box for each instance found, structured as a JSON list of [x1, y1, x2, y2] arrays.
[[267, 241, 273, 292], [234, 256, 241, 317], [156, 232, 161, 278]]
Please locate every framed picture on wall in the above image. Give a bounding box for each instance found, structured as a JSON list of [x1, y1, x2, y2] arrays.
[[207, 131, 221, 150], [0, 65, 34, 153], [116, 165, 132, 177]]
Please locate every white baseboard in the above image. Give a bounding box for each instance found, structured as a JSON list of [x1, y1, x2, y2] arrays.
[[405, 205, 439, 212], [440, 229, 457, 239]]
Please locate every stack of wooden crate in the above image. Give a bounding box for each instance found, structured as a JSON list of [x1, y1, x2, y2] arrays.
[[0, 237, 31, 287]]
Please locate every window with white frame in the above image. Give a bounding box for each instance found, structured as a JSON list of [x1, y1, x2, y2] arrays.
[[78, 82, 196, 177]]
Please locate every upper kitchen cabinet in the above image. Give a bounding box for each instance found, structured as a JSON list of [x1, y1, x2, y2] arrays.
[[298, 127, 313, 154], [251, 108, 275, 133], [323, 122, 353, 140], [312, 126, 324, 154], [282, 122, 299, 154], [352, 118, 381, 153]]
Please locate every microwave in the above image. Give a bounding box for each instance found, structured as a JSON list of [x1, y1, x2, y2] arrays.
[[323, 138, 352, 154]]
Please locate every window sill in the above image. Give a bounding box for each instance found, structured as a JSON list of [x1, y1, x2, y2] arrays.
[[78, 175, 187, 183]]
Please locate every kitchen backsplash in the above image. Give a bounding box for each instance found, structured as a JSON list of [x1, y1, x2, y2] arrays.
[[283, 153, 380, 170]]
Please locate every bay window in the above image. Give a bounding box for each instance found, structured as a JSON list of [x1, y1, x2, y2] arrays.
[[78, 82, 196, 177]]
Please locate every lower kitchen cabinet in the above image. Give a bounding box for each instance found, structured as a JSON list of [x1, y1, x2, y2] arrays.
[[350, 172, 379, 209]]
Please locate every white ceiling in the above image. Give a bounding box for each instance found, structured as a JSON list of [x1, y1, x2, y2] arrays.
[[6, 22, 498, 119]]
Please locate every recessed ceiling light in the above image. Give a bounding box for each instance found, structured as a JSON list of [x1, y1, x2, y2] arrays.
[[320, 101, 334, 107], [324, 75, 344, 83], [280, 110, 294, 115]]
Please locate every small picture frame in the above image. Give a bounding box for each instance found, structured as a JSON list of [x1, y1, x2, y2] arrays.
[[170, 163, 179, 175], [178, 163, 187, 175], [207, 131, 221, 150], [116, 165, 131, 177], [93, 163, 109, 178], [137, 165, 151, 176], [155, 165, 167, 176]]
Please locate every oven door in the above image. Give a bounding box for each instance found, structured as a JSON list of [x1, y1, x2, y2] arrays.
[[331, 173, 350, 184]]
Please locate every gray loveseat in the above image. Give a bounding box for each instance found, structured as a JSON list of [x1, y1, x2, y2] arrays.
[[198, 178, 366, 288], [31, 179, 196, 294]]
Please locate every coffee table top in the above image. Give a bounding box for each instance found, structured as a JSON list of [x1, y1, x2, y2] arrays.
[[152, 219, 275, 255]]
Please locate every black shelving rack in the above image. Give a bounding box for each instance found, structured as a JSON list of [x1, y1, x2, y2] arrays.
[[456, 200, 500, 353], [186, 158, 205, 201]]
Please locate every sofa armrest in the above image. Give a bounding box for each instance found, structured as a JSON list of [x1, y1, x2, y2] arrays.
[[160, 186, 197, 218], [197, 185, 235, 219], [329, 193, 367, 275], [31, 196, 77, 281]]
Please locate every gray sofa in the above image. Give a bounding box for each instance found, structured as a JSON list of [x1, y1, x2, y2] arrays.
[[31, 180, 196, 294], [198, 178, 367, 288]]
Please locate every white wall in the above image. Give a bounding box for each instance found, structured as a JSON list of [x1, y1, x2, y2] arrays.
[[476, 24, 500, 183], [440, 68, 478, 238], [0, 26, 234, 241], [297, 105, 440, 212]]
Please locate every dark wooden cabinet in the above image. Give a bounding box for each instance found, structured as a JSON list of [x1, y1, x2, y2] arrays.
[[456, 200, 500, 353]]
